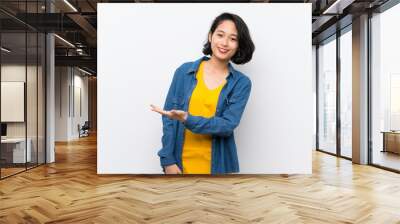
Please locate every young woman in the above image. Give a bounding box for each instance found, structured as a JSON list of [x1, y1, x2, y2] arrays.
[[151, 12, 255, 174]]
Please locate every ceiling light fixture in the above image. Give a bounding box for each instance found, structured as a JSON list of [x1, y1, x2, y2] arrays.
[[78, 67, 93, 76], [63, 0, 78, 12], [322, 0, 355, 15], [76, 48, 85, 55], [1, 47, 11, 53], [54, 34, 75, 48]]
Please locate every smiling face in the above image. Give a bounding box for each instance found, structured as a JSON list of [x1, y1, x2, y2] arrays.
[[208, 20, 239, 62]]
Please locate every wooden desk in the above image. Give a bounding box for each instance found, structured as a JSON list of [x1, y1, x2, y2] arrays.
[[1, 138, 32, 164], [381, 131, 400, 154]]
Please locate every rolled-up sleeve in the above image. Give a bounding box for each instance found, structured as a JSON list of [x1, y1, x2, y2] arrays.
[[183, 76, 251, 137]]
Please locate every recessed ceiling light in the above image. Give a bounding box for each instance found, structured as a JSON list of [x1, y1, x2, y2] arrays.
[[54, 34, 75, 48], [1, 47, 11, 53], [78, 67, 93, 76], [322, 0, 354, 15], [63, 0, 78, 12]]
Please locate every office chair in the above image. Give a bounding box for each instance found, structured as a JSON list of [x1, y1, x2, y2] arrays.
[[79, 121, 90, 138]]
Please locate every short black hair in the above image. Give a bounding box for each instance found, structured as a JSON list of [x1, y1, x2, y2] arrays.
[[202, 12, 255, 65]]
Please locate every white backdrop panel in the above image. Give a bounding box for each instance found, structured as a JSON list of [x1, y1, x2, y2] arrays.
[[98, 3, 313, 174]]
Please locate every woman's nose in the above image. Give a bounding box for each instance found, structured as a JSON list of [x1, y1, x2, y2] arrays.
[[221, 37, 229, 46]]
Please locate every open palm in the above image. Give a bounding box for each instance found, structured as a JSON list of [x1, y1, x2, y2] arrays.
[[150, 104, 188, 122]]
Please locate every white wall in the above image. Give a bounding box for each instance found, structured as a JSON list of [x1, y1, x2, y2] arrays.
[[98, 3, 313, 174], [55, 67, 89, 141], [72, 72, 89, 138], [312, 45, 317, 150], [55, 67, 69, 141]]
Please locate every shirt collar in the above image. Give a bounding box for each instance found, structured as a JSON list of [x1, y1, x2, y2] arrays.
[[186, 56, 236, 79]]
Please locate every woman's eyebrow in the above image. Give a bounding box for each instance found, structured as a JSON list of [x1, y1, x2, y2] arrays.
[[216, 29, 238, 37]]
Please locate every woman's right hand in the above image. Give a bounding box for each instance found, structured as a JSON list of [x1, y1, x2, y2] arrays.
[[164, 164, 182, 174]]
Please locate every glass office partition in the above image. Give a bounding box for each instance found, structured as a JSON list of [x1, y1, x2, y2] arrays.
[[0, 31, 28, 177], [371, 3, 400, 171], [0, 1, 46, 179], [27, 30, 38, 169], [38, 31, 45, 165], [339, 29, 352, 158], [26, 0, 46, 169], [318, 36, 337, 155]]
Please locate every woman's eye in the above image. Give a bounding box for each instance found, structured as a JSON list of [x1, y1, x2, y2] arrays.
[[217, 34, 223, 37], [231, 38, 237, 41]]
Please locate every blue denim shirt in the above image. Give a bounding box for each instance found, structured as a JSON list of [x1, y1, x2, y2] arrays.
[[157, 56, 252, 174]]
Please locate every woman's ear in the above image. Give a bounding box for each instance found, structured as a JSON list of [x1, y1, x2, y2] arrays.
[[208, 32, 212, 43]]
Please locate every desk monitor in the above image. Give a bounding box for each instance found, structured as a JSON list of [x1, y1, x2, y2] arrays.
[[1, 123, 7, 137]]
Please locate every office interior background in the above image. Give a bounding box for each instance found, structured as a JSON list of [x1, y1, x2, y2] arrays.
[[1, 0, 400, 223]]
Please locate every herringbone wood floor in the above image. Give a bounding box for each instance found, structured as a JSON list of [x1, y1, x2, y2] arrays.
[[1, 134, 400, 224]]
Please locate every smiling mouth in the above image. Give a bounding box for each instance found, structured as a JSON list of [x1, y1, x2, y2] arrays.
[[218, 47, 229, 54]]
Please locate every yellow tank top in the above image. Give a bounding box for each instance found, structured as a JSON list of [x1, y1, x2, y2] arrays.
[[182, 61, 227, 174]]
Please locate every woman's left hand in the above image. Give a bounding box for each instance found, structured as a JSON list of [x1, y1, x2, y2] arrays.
[[150, 104, 188, 122]]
